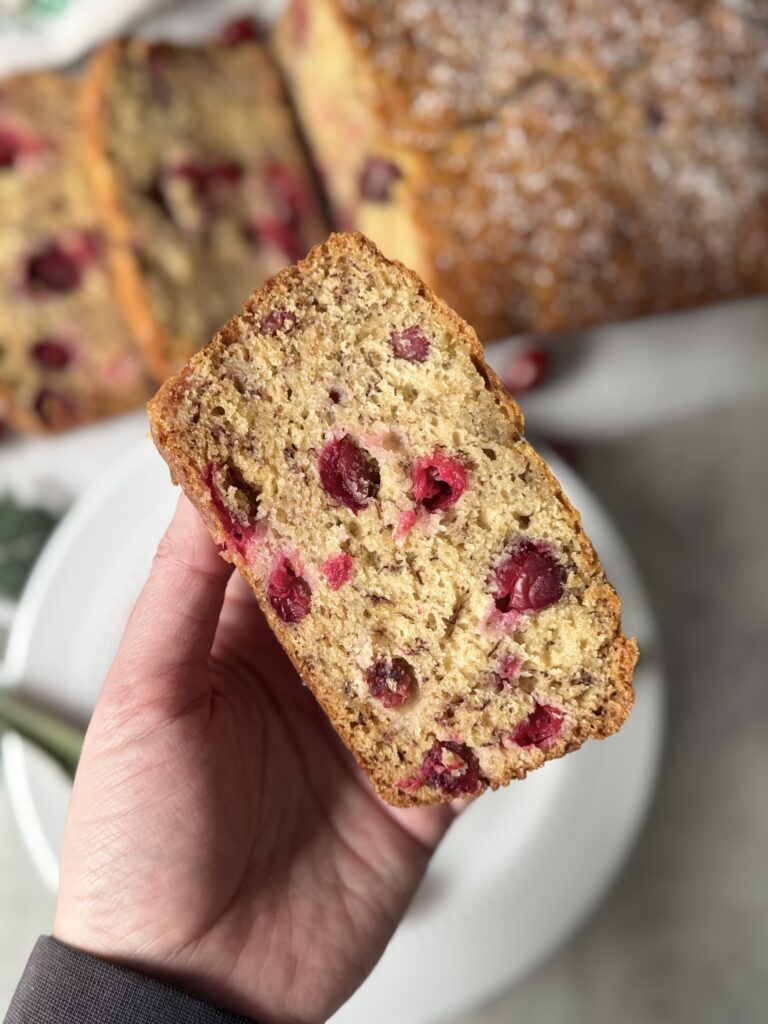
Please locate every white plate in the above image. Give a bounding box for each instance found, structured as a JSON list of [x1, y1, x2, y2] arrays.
[[2, 442, 664, 1023]]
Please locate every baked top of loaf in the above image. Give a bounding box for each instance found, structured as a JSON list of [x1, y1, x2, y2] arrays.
[[277, 0, 767, 338], [0, 73, 149, 433], [83, 37, 327, 379], [333, 0, 767, 145], [149, 233, 636, 806]]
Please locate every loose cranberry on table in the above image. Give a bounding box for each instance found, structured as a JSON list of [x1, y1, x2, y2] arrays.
[[502, 345, 550, 394], [318, 435, 380, 514], [493, 539, 565, 613]]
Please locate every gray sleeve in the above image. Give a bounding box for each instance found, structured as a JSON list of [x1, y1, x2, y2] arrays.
[[5, 936, 260, 1024]]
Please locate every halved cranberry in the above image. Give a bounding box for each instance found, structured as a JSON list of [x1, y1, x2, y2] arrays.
[[267, 555, 312, 623], [33, 389, 78, 428], [321, 552, 354, 590], [493, 540, 565, 613], [390, 325, 430, 363], [422, 741, 481, 796], [220, 18, 262, 44], [202, 461, 258, 557], [259, 309, 298, 336], [412, 452, 467, 512], [30, 339, 72, 371], [366, 657, 416, 708], [359, 156, 402, 201], [502, 346, 550, 394], [318, 435, 380, 514], [511, 703, 563, 747]]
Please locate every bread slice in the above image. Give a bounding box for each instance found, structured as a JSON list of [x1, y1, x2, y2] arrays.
[[0, 73, 150, 433], [149, 233, 636, 806], [82, 36, 328, 380]]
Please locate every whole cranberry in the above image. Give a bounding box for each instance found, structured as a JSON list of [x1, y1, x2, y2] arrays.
[[502, 346, 550, 394], [493, 540, 565, 613], [366, 658, 416, 708], [318, 435, 380, 514]]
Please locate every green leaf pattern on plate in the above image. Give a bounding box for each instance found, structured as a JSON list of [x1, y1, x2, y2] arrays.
[[0, 495, 58, 600]]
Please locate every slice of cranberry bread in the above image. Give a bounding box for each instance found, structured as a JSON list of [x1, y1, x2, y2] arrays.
[[0, 73, 150, 433], [82, 37, 328, 380], [149, 233, 636, 806]]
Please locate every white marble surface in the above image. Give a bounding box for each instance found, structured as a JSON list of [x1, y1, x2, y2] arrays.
[[2, 395, 767, 1021]]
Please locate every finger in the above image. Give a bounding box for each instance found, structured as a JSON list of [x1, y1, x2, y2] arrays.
[[106, 496, 232, 694]]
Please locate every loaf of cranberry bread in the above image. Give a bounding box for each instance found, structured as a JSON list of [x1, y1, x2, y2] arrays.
[[0, 73, 150, 433], [274, 0, 768, 340], [150, 234, 636, 805], [82, 36, 328, 379]]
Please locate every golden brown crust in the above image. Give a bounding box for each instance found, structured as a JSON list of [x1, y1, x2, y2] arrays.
[[149, 232, 637, 806], [81, 41, 171, 382]]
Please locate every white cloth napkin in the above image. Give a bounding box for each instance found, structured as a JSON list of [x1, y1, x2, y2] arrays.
[[0, 0, 280, 73]]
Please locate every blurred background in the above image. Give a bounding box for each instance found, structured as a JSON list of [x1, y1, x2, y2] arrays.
[[1, 0, 767, 1021]]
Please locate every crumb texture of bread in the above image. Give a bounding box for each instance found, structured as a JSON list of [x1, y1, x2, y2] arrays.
[[275, 0, 768, 340], [83, 38, 328, 378], [0, 74, 150, 433], [149, 233, 636, 806]]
